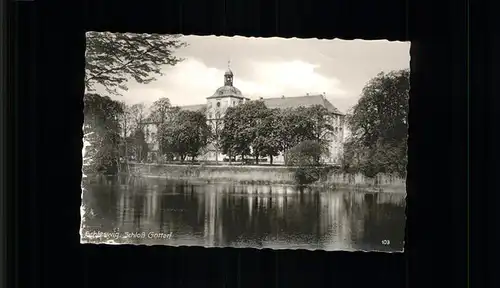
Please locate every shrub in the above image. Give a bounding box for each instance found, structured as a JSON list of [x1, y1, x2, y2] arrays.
[[285, 140, 325, 185]]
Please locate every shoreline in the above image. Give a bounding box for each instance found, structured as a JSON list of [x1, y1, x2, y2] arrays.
[[85, 163, 406, 193], [137, 174, 404, 193]]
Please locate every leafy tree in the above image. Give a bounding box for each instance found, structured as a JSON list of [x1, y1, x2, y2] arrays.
[[218, 108, 238, 163], [83, 93, 124, 174], [218, 101, 340, 166], [128, 103, 147, 130], [242, 101, 271, 164], [85, 32, 187, 95], [285, 140, 324, 184], [119, 103, 148, 161], [279, 108, 306, 153], [158, 110, 210, 162], [252, 108, 282, 164], [149, 97, 173, 124], [130, 128, 149, 162], [286, 140, 324, 166], [184, 111, 212, 161], [210, 118, 224, 163], [116, 101, 132, 167], [147, 98, 178, 155], [220, 101, 268, 163], [277, 107, 321, 163], [341, 137, 368, 174], [299, 105, 337, 162], [344, 69, 409, 177]]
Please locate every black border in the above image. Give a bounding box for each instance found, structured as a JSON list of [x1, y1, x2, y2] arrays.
[[5, 0, 472, 287]]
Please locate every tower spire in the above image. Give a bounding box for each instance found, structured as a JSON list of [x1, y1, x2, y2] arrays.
[[224, 60, 234, 86]]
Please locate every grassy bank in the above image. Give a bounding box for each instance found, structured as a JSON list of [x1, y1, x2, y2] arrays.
[[120, 163, 406, 193]]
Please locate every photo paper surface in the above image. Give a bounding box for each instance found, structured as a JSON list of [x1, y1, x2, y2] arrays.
[[81, 33, 409, 252]]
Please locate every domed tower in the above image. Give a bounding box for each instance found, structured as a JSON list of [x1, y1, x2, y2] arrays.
[[206, 61, 249, 121], [204, 61, 250, 163]]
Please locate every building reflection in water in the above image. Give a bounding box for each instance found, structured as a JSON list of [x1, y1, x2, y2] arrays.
[[82, 176, 406, 251]]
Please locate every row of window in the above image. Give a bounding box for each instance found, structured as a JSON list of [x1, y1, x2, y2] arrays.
[[208, 99, 244, 109]]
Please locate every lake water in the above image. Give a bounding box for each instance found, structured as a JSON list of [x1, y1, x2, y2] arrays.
[[81, 175, 406, 252]]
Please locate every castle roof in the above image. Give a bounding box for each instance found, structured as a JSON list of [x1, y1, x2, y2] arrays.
[[178, 104, 205, 112], [262, 94, 344, 115], [177, 94, 344, 115]]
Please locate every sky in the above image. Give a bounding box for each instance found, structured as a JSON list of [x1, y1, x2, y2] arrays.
[[95, 35, 409, 114]]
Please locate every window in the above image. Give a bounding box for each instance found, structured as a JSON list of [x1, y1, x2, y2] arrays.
[[217, 102, 221, 107]]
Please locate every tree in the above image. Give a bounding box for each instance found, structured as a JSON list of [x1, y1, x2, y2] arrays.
[[184, 111, 212, 161], [284, 108, 314, 146], [299, 105, 337, 162], [220, 101, 268, 163], [241, 101, 270, 164], [83, 93, 124, 174], [148, 98, 178, 155], [128, 128, 149, 162], [252, 109, 282, 164], [210, 116, 224, 164], [341, 137, 367, 174], [277, 107, 317, 163], [85, 32, 187, 95], [123, 103, 149, 161], [128, 103, 147, 131], [158, 110, 211, 162], [343, 69, 409, 177], [285, 140, 325, 185], [149, 97, 173, 124], [218, 108, 238, 164]]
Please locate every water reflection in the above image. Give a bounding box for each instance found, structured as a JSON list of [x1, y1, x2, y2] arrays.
[[81, 176, 406, 251]]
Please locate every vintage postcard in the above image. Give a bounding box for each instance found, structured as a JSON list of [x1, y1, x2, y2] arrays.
[[81, 33, 409, 252]]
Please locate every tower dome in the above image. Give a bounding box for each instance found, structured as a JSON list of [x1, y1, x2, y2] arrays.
[[207, 61, 246, 99], [212, 86, 243, 97]]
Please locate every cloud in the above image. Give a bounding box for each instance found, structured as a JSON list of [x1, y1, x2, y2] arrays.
[[113, 58, 347, 109], [93, 35, 409, 114], [242, 60, 347, 98]]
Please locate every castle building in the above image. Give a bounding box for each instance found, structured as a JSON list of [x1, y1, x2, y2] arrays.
[[176, 63, 346, 165]]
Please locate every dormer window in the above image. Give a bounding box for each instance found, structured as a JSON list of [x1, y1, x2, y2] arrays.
[[217, 102, 221, 107]]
